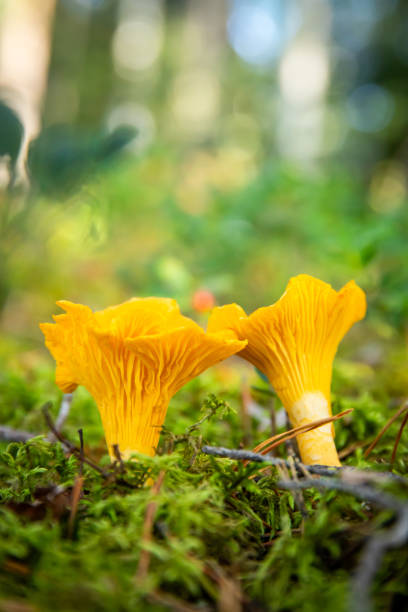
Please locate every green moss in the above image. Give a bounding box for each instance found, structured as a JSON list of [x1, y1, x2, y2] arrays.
[[0, 379, 407, 611]]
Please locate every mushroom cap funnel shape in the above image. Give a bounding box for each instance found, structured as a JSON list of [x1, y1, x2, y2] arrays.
[[208, 275, 367, 466], [40, 298, 246, 460]]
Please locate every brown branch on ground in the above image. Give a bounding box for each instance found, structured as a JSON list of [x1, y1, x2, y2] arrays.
[[42, 403, 109, 477], [240, 380, 252, 448], [135, 470, 166, 583], [47, 393, 73, 442], [0, 426, 34, 442], [202, 444, 408, 612], [201, 445, 408, 486], [1, 394, 73, 444], [364, 400, 408, 459], [67, 429, 85, 539], [390, 411, 408, 466], [269, 394, 277, 456], [339, 440, 369, 460], [287, 454, 308, 520], [112, 444, 125, 473], [250, 409, 353, 459], [204, 561, 244, 612], [277, 478, 408, 612]]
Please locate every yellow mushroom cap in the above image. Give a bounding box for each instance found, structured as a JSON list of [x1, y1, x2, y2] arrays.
[[40, 297, 246, 459], [208, 275, 366, 408]]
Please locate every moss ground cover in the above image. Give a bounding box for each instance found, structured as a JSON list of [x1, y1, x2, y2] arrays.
[[0, 361, 407, 612]]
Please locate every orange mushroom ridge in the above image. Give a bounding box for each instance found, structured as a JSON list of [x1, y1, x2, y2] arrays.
[[208, 275, 366, 466], [40, 298, 246, 460]]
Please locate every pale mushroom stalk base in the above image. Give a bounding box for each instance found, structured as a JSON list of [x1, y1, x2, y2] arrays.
[[99, 397, 169, 461], [287, 391, 341, 467]]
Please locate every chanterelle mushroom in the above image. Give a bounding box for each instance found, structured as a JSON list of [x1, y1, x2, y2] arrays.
[[208, 275, 366, 466], [41, 298, 246, 460]]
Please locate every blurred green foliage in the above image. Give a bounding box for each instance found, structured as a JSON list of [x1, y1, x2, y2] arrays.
[[1, 151, 408, 352]]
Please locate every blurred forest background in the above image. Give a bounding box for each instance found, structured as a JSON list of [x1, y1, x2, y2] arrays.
[[0, 0, 408, 370]]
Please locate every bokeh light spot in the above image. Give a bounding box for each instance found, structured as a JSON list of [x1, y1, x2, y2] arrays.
[[346, 84, 394, 133], [279, 41, 329, 105], [228, 4, 281, 65], [170, 71, 219, 134], [112, 18, 163, 77], [369, 160, 406, 213]]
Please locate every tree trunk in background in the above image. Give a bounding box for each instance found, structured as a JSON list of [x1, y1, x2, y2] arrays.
[[43, 1, 118, 129], [0, 0, 56, 183]]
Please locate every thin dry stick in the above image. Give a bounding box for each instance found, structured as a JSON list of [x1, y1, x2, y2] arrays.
[[287, 454, 308, 520], [56, 393, 73, 431], [203, 445, 338, 476], [339, 440, 369, 460], [240, 410, 353, 468], [48, 393, 74, 442], [67, 429, 85, 538], [0, 425, 34, 442], [364, 400, 408, 458], [2, 394, 73, 444], [240, 381, 252, 448], [251, 409, 353, 457], [390, 410, 408, 465], [269, 395, 277, 456], [283, 412, 298, 459], [201, 445, 408, 485], [78, 428, 84, 476], [42, 403, 109, 477], [205, 562, 244, 612], [278, 478, 408, 612], [351, 504, 408, 612], [112, 444, 125, 473], [136, 470, 166, 583]]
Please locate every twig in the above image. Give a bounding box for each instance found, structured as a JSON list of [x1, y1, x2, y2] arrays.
[[287, 454, 308, 519], [240, 381, 252, 447], [48, 393, 73, 442], [283, 412, 298, 459], [43, 405, 148, 490], [0, 425, 34, 442], [1, 394, 73, 444], [269, 395, 277, 456], [390, 411, 408, 466], [364, 400, 408, 458], [78, 428, 84, 477], [135, 470, 166, 583], [339, 440, 369, 460], [205, 561, 244, 612], [277, 478, 408, 612], [277, 477, 404, 517], [67, 429, 85, 538], [112, 444, 125, 473], [251, 409, 353, 456], [202, 445, 338, 477], [201, 445, 408, 485], [42, 403, 109, 477], [203, 444, 408, 612], [351, 504, 408, 612]]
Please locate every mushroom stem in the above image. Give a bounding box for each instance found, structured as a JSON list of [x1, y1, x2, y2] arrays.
[[286, 391, 341, 467], [99, 397, 169, 461]]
